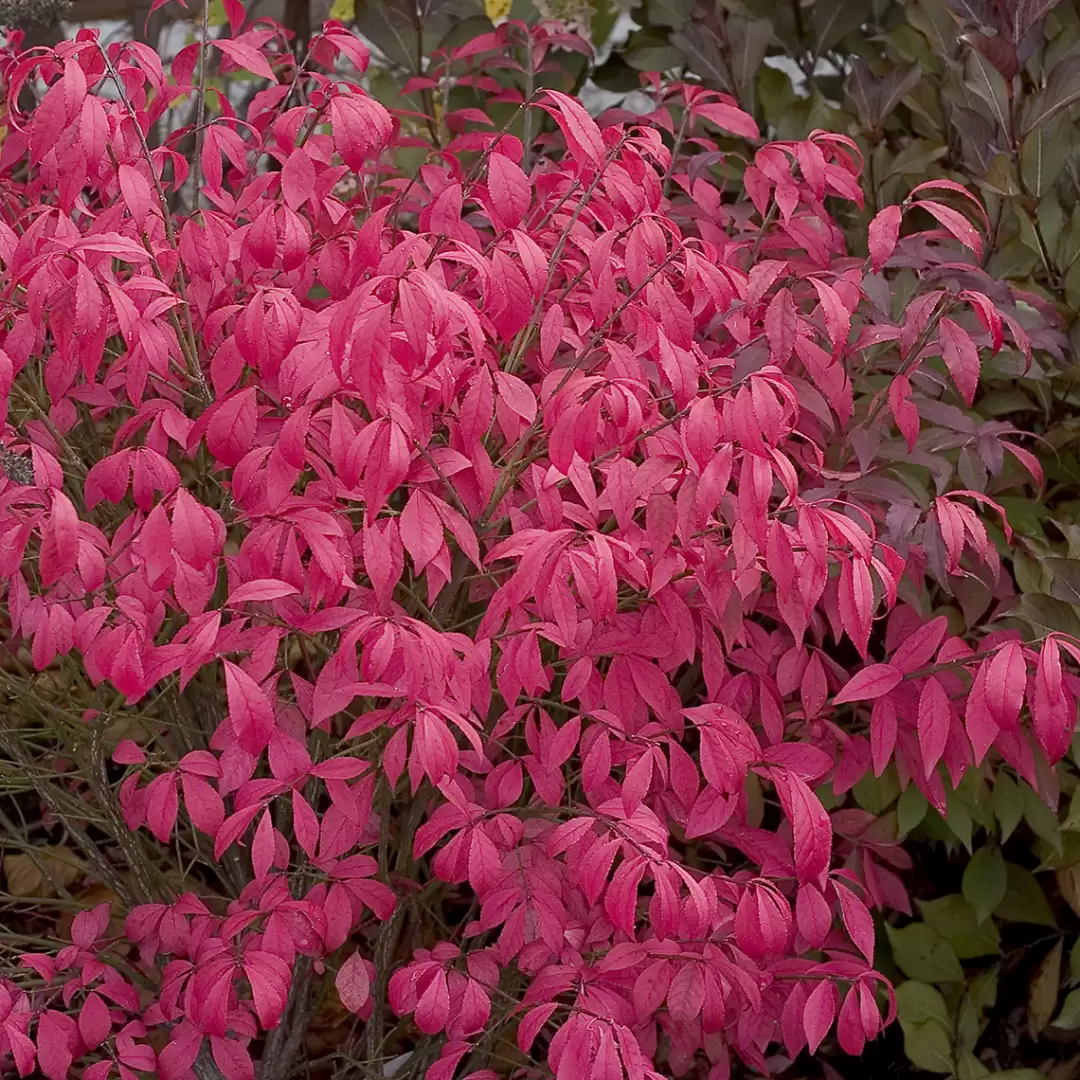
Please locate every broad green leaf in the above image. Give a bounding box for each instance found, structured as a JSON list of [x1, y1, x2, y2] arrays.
[[1021, 113, 1072, 199], [728, 14, 773, 110], [1058, 864, 1080, 917], [918, 895, 1000, 958], [670, 28, 732, 91], [945, 788, 974, 852], [900, 1017, 955, 1073], [1013, 551, 1050, 595], [1022, 781, 1064, 855], [993, 774, 1023, 841], [642, 0, 693, 28], [1029, 939, 1063, 1036], [623, 33, 685, 72], [812, 0, 871, 54], [1021, 54, 1080, 135], [854, 767, 901, 816], [886, 922, 965, 982], [963, 846, 1007, 924], [895, 980, 952, 1027], [964, 49, 1010, 135], [969, 966, 999, 1015], [1007, 593, 1080, 639], [1057, 988, 1080, 1029], [898, 783, 928, 835], [1063, 790, 1080, 833], [993, 864, 1057, 926], [957, 1051, 991, 1080], [1048, 557, 1080, 608], [956, 992, 981, 1052]]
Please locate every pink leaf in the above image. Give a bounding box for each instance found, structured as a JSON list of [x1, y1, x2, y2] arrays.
[[224, 660, 275, 755], [536, 89, 605, 167], [212, 39, 276, 82], [917, 675, 951, 779], [868, 204, 902, 271], [227, 579, 300, 604], [803, 980, 838, 1053], [336, 952, 371, 1013], [938, 316, 980, 405], [694, 100, 759, 140], [833, 663, 904, 704]]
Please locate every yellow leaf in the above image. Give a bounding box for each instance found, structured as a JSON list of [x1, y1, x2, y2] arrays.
[[3, 846, 85, 898], [1058, 864, 1080, 918], [1029, 939, 1064, 1037], [486, 0, 512, 22], [330, 0, 356, 21]]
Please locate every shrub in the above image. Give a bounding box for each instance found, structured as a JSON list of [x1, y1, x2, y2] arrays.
[[0, 10, 1077, 1080]]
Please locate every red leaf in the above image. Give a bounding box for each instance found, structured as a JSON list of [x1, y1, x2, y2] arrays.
[[206, 388, 257, 468], [938, 317, 980, 405], [487, 153, 531, 229], [335, 952, 371, 1014], [536, 89, 605, 167], [916, 198, 983, 258], [280, 148, 316, 211], [804, 980, 839, 1054], [833, 663, 904, 704], [39, 490, 79, 586], [765, 287, 797, 362], [917, 676, 951, 779], [833, 879, 875, 964], [37, 1010, 77, 1080], [224, 660, 275, 755], [212, 39, 276, 82], [228, 579, 300, 604], [984, 640, 1026, 729], [693, 100, 759, 140], [400, 489, 444, 575], [330, 93, 393, 170], [868, 204, 902, 271]]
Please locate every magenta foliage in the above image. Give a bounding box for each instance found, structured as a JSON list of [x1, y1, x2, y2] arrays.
[[0, 10, 1073, 1080]]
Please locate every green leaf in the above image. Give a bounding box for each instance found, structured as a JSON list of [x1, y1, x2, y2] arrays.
[[812, 0, 872, 55], [623, 33, 686, 72], [969, 966, 999, 1014], [854, 767, 901, 816], [945, 788, 974, 852], [918, 895, 1001, 959], [1021, 53, 1080, 135], [670, 26, 732, 91], [886, 922, 965, 982], [895, 980, 952, 1027], [728, 14, 773, 111], [993, 864, 1057, 926], [898, 784, 929, 835], [1022, 781, 1064, 855], [900, 1017, 955, 1074], [1061, 788, 1080, 832], [642, 0, 692, 28], [993, 773, 1024, 842], [1020, 112, 1073, 198], [963, 846, 1007, 924], [957, 1051, 991, 1080], [964, 49, 1010, 135]]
